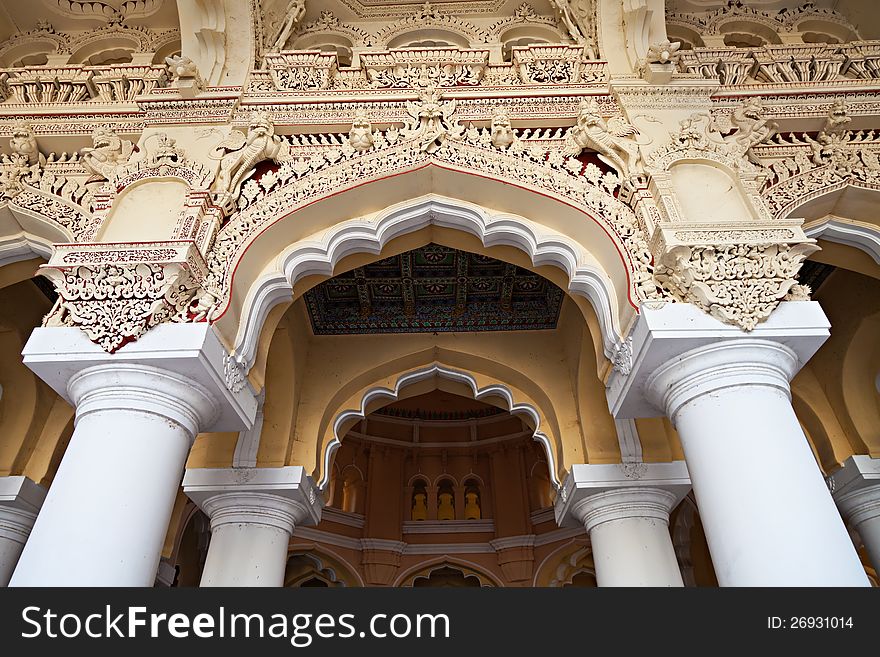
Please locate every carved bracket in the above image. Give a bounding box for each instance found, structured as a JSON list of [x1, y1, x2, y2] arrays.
[[41, 241, 210, 353], [652, 226, 818, 331]]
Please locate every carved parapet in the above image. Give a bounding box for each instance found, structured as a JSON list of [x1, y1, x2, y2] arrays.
[[265, 51, 337, 91], [513, 45, 606, 85], [651, 223, 818, 331], [752, 44, 846, 84], [41, 241, 209, 353], [362, 48, 489, 88], [840, 41, 880, 79], [678, 48, 755, 85], [90, 64, 168, 101], [1, 63, 167, 104], [4, 66, 95, 103]]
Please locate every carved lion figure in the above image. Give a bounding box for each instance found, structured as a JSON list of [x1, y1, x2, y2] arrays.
[[9, 122, 43, 167], [213, 112, 291, 207], [348, 110, 375, 152], [80, 127, 135, 180], [490, 109, 516, 150]]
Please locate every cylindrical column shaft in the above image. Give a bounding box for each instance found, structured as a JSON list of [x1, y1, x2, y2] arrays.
[[649, 340, 869, 586], [575, 487, 683, 587], [10, 365, 216, 586]]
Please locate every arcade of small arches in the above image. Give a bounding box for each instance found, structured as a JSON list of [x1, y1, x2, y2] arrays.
[[0, 0, 879, 589]]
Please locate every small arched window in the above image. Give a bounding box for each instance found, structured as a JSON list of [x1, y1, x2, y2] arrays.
[[437, 479, 455, 520], [340, 467, 364, 514], [411, 479, 428, 521], [463, 478, 481, 520]]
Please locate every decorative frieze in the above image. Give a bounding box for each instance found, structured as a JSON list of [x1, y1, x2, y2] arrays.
[[362, 49, 489, 88], [41, 241, 209, 353], [653, 241, 817, 331], [759, 101, 880, 218], [255, 45, 606, 92], [205, 88, 650, 320], [264, 52, 337, 91]]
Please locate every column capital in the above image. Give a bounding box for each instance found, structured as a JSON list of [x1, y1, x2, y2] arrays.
[[22, 323, 258, 433], [607, 301, 830, 419], [0, 476, 46, 545], [183, 466, 323, 534], [830, 455, 880, 526], [555, 461, 691, 530]]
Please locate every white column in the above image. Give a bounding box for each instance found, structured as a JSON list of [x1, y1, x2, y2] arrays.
[[10, 325, 257, 587], [556, 462, 690, 587], [830, 455, 880, 573], [184, 466, 322, 587], [11, 365, 217, 586], [0, 477, 45, 586], [608, 302, 869, 587]]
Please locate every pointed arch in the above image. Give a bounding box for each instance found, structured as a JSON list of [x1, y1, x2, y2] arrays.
[[315, 359, 567, 495], [224, 194, 627, 374]]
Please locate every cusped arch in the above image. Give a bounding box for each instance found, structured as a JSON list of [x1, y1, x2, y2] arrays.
[[394, 556, 502, 587], [0, 201, 76, 269], [313, 358, 568, 494], [840, 309, 880, 454], [222, 192, 631, 377], [0, 34, 69, 67], [805, 217, 880, 270]]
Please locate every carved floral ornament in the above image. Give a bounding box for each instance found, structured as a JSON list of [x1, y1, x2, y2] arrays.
[[0, 95, 842, 356], [641, 99, 820, 332], [199, 90, 657, 334]]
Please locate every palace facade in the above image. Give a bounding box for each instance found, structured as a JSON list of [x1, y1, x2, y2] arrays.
[[0, 0, 878, 587]]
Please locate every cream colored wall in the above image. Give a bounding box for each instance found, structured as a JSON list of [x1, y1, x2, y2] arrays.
[[213, 173, 633, 367], [792, 264, 880, 471], [0, 275, 72, 484], [99, 179, 189, 242]]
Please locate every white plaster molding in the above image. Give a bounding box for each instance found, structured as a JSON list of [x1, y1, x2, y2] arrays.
[[324, 363, 562, 492], [232, 391, 264, 467], [183, 466, 323, 530], [829, 455, 880, 527], [231, 195, 623, 372], [0, 234, 52, 268], [403, 520, 495, 534], [606, 301, 831, 419], [555, 461, 691, 529], [360, 538, 407, 553], [532, 526, 585, 546], [614, 417, 642, 463], [489, 534, 535, 551], [529, 506, 556, 526], [0, 476, 46, 546], [805, 218, 880, 265], [292, 525, 585, 555], [293, 527, 362, 551], [319, 507, 365, 529], [22, 323, 258, 432]]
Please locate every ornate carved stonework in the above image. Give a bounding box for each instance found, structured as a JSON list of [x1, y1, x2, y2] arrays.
[[654, 241, 819, 331], [41, 242, 209, 353], [563, 98, 643, 179], [758, 101, 880, 218]]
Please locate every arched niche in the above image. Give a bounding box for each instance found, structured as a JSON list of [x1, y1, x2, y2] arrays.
[[387, 30, 471, 50], [669, 160, 757, 223], [716, 20, 783, 46], [315, 359, 569, 494], [97, 179, 188, 242], [69, 35, 142, 66], [395, 557, 501, 587]]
